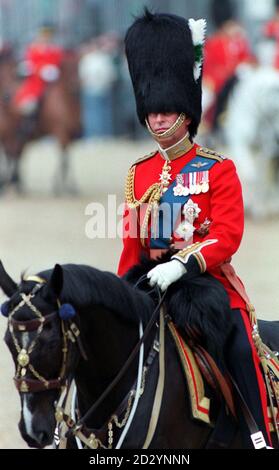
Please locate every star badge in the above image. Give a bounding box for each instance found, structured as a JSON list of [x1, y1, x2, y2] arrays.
[[175, 221, 195, 241], [183, 199, 201, 221]]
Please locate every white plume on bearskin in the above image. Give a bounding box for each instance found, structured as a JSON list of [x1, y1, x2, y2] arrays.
[[188, 18, 206, 47], [188, 18, 206, 81]]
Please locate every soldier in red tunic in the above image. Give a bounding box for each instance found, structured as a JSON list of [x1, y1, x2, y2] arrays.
[[13, 24, 64, 114], [202, 0, 254, 131], [118, 9, 273, 449], [263, 0, 279, 69], [203, 0, 253, 96]]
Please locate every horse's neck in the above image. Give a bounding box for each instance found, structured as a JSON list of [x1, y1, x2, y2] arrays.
[[76, 305, 142, 426], [83, 305, 139, 374]]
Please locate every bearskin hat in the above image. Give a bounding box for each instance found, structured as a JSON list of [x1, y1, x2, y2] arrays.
[[125, 9, 206, 138]]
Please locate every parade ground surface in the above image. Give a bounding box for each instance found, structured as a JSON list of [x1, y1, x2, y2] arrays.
[[0, 139, 278, 448]]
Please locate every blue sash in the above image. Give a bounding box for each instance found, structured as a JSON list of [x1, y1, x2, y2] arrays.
[[150, 155, 217, 249]]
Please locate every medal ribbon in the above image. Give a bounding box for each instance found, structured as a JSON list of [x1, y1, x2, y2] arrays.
[[150, 156, 217, 249]]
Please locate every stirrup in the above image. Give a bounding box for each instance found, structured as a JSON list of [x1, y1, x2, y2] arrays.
[[251, 431, 267, 449]]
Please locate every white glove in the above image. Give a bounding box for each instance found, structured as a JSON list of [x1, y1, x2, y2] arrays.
[[40, 64, 60, 82], [147, 259, 186, 292]]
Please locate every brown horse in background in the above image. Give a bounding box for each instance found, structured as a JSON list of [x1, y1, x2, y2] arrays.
[[0, 47, 81, 194]]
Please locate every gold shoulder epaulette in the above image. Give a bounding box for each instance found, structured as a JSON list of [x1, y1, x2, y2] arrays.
[[132, 150, 157, 167], [196, 147, 227, 163]]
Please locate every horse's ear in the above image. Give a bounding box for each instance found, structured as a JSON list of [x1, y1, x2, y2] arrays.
[[0, 260, 17, 297], [45, 264, 64, 299]]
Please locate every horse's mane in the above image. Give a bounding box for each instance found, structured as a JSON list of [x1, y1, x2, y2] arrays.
[[124, 252, 234, 364], [38, 264, 155, 326], [39, 255, 233, 363]]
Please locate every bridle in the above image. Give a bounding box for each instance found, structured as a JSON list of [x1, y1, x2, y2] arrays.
[[59, 278, 168, 449], [8, 277, 83, 394], [8, 274, 167, 449]]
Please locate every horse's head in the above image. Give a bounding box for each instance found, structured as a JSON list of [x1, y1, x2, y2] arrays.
[[0, 262, 79, 448]]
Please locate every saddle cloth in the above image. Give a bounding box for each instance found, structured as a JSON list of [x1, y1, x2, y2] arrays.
[[168, 321, 211, 424], [168, 321, 279, 433]]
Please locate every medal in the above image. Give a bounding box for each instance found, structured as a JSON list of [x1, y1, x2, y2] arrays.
[[196, 218, 211, 237], [173, 183, 184, 196], [173, 170, 210, 196], [189, 172, 196, 195], [195, 172, 202, 194], [183, 199, 201, 220], [175, 220, 195, 241], [175, 199, 201, 243], [174, 173, 189, 196], [201, 182, 209, 193], [201, 171, 209, 193], [159, 160, 172, 193]]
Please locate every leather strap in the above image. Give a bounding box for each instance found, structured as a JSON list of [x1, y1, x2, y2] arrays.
[[76, 291, 167, 428], [220, 263, 251, 305], [229, 374, 262, 436], [142, 306, 166, 448], [220, 263, 257, 325], [64, 329, 161, 448], [58, 381, 76, 449], [14, 376, 64, 393], [194, 345, 236, 419], [11, 311, 56, 331]]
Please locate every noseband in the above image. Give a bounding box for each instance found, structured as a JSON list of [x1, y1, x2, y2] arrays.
[[8, 277, 79, 394]]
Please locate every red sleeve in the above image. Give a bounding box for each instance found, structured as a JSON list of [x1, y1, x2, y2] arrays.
[[200, 159, 244, 268], [117, 204, 147, 277], [172, 159, 244, 272]]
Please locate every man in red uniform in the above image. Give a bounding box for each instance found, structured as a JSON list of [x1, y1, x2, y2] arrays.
[[13, 24, 64, 114], [202, 0, 254, 130], [263, 0, 279, 69], [118, 9, 273, 449]]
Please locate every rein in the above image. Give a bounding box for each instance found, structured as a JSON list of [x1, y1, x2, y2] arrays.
[[9, 273, 168, 448], [72, 278, 167, 431], [58, 306, 166, 449]]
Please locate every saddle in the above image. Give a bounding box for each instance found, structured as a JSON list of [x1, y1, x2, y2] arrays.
[[168, 321, 235, 425], [168, 321, 279, 437]]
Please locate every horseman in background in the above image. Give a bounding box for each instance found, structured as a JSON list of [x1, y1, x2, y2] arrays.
[[202, 0, 255, 136], [263, 0, 279, 69], [118, 9, 273, 449], [0, 23, 80, 194], [12, 23, 64, 124]]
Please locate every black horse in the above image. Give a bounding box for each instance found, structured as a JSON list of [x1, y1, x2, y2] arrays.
[[0, 257, 278, 449]]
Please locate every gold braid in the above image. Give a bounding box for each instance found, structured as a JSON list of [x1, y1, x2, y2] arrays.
[[125, 165, 162, 247]]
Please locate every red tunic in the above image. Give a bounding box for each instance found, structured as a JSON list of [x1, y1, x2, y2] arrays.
[[203, 32, 253, 93], [118, 144, 246, 310], [263, 18, 279, 42], [263, 18, 279, 69], [25, 43, 64, 76], [14, 43, 64, 107]]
